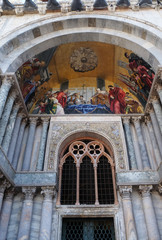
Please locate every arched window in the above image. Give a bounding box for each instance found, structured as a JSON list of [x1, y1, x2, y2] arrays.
[[56, 139, 117, 205]]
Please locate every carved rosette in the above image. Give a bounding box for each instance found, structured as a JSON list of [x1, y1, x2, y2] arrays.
[[70, 47, 98, 72]]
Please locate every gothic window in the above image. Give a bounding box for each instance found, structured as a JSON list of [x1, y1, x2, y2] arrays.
[[57, 139, 117, 205]]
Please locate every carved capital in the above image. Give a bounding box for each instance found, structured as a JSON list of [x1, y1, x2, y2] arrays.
[[144, 115, 151, 124], [131, 116, 141, 125], [3, 75, 15, 86], [122, 117, 130, 124], [147, 104, 154, 114], [5, 187, 15, 200], [18, 112, 26, 119], [158, 183, 162, 194], [119, 186, 132, 199], [0, 180, 11, 193], [22, 187, 36, 200], [41, 117, 50, 124], [29, 117, 38, 125], [41, 186, 55, 200], [139, 185, 152, 197]]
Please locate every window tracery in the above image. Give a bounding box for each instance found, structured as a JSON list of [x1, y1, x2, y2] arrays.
[[57, 139, 117, 205]]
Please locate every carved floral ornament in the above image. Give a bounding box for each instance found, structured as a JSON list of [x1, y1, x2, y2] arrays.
[[70, 47, 98, 72]]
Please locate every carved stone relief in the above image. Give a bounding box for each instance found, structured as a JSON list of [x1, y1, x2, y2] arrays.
[[46, 120, 128, 172]]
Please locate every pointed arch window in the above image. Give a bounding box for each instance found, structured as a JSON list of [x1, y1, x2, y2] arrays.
[[56, 140, 117, 205]]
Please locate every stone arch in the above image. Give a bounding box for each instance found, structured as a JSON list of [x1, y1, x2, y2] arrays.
[[1, 15, 162, 73], [53, 128, 128, 172]]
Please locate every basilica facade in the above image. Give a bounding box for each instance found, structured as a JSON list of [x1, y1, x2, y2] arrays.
[[0, 0, 162, 239]]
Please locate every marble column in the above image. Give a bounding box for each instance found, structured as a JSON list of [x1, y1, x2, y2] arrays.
[[141, 119, 156, 169], [145, 116, 161, 167], [39, 186, 55, 240], [2, 102, 20, 154], [151, 98, 162, 134], [149, 108, 162, 156], [22, 117, 38, 171], [123, 117, 137, 170], [0, 90, 17, 145], [157, 86, 162, 104], [30, 194, 43, 240], [0, 179, 11, 212], [6, 193, 24, 240], [0, 188, 14, 240], [36, 117, 49, 171], [139, 185, 160, 240], [119, 186, 137, 240], [130, 123, 143, 170], [12, 118, 27, 169], [0, 75, 14, 118], [17, 187, 36, 240], [132, 117, 150, 170], [7, 112, 25, 163]]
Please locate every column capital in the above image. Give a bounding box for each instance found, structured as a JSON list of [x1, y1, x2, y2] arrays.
[[5, 187, 15, 200], [119, 185, 132, 199], [122, 117, 131, 124], [18, 112, 26, 119], [0, 172, 4, 179], [131, 116, 141, 124], [22, 187, 36, 200], [41, 186, 56, 200], [139, 185, 152, 197], [3, 75, 15, 86], [41, 117, 50, 124], [144, 115, 151, 124], [29, 117, 38, 125], [0, 179, 11, 193], [147, 104, 154, 114]]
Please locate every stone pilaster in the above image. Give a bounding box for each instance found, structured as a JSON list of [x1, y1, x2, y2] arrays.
[[17, 187, 36, 240], [119, 186, 137, 240], [0, 90, 17, 145], [139, 185, 160, 240], [0, 75, 14, 118], [0, 188, 14, 240], [149, 106, 162, 156], [36, 117, 50, 171], [132, 117, 150, 170], [0, 179, 11, 212], [39, 186, 55, 240], [22, 117, 38, 171], [2, 102, 20, 154], [7, 112, 26, 163], [123, 117, 137, 170], [151, 97, 162, 135]]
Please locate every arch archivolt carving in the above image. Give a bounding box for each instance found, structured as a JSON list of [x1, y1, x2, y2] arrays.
[[0, 15, 162, 73], [46, 119, 129, 172]]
